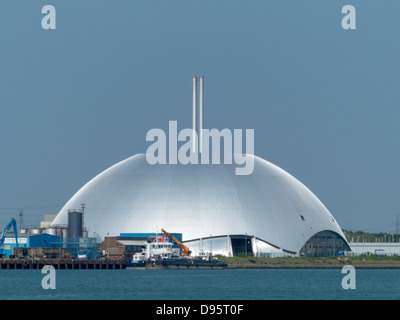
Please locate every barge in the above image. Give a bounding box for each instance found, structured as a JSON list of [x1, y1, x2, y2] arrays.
[[126, 239, 227, 270]]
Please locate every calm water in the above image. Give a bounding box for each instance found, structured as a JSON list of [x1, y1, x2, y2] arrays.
[[0, 269, 399, 300]]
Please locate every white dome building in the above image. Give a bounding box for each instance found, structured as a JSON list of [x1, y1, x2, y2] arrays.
[[52, 153, 350, 257], [52, 77, 349, 257]]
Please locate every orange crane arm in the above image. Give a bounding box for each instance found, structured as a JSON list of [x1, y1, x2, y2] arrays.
[[161, 228, 191, 256]]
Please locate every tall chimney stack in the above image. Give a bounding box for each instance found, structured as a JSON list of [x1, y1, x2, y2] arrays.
[[199, 76, 204, 154], [192, 76, 197, 153]]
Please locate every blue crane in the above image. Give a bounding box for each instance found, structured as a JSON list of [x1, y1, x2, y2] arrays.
[[0, 218, 18, 258]]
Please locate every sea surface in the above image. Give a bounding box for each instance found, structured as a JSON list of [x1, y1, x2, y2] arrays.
[[0, 268, 399, 300]]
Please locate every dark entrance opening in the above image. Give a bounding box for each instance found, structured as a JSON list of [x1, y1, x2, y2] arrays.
[[299, 230, 351, 257], [231, 235, 253, 256]]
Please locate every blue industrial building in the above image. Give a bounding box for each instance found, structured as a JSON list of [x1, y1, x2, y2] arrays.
[[1, 230, 182, 258], [1, 233, 61, 257]]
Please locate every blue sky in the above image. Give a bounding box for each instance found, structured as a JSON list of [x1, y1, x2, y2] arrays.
[[0, 1, 399, 233]]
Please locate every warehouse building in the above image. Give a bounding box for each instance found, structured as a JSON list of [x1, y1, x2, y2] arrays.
[[346, 242, 400, 256], [1, 233, 61, 258]]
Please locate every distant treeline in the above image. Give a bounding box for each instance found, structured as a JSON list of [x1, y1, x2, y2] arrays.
[[343, 230, 400, 243]]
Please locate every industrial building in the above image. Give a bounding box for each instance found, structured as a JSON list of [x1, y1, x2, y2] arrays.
[[346, 242, 400, 256], [51, 77, 350, 257], [0, 211, 100, 259], [40, 214, 58, 229], [1, 232, 61, 258], [98, 232, 182, 260], [52, 153, 350, 257]]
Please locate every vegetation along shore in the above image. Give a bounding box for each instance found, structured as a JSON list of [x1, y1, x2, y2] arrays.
[[218, 254, 400, 269]]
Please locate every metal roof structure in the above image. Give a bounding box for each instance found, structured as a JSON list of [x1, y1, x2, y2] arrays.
[[52, 153, 348, 255]]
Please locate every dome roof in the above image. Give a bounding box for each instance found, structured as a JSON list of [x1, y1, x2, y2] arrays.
[[52, 153, 346, 253]]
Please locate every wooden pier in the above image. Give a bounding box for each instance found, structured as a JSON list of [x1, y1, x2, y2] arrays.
[[0, 258, 126, 270]]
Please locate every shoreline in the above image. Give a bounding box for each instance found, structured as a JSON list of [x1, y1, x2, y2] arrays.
[[226, 263, 400, 269], [222, 256, 400, 270], [2, 257, 400, 270]]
